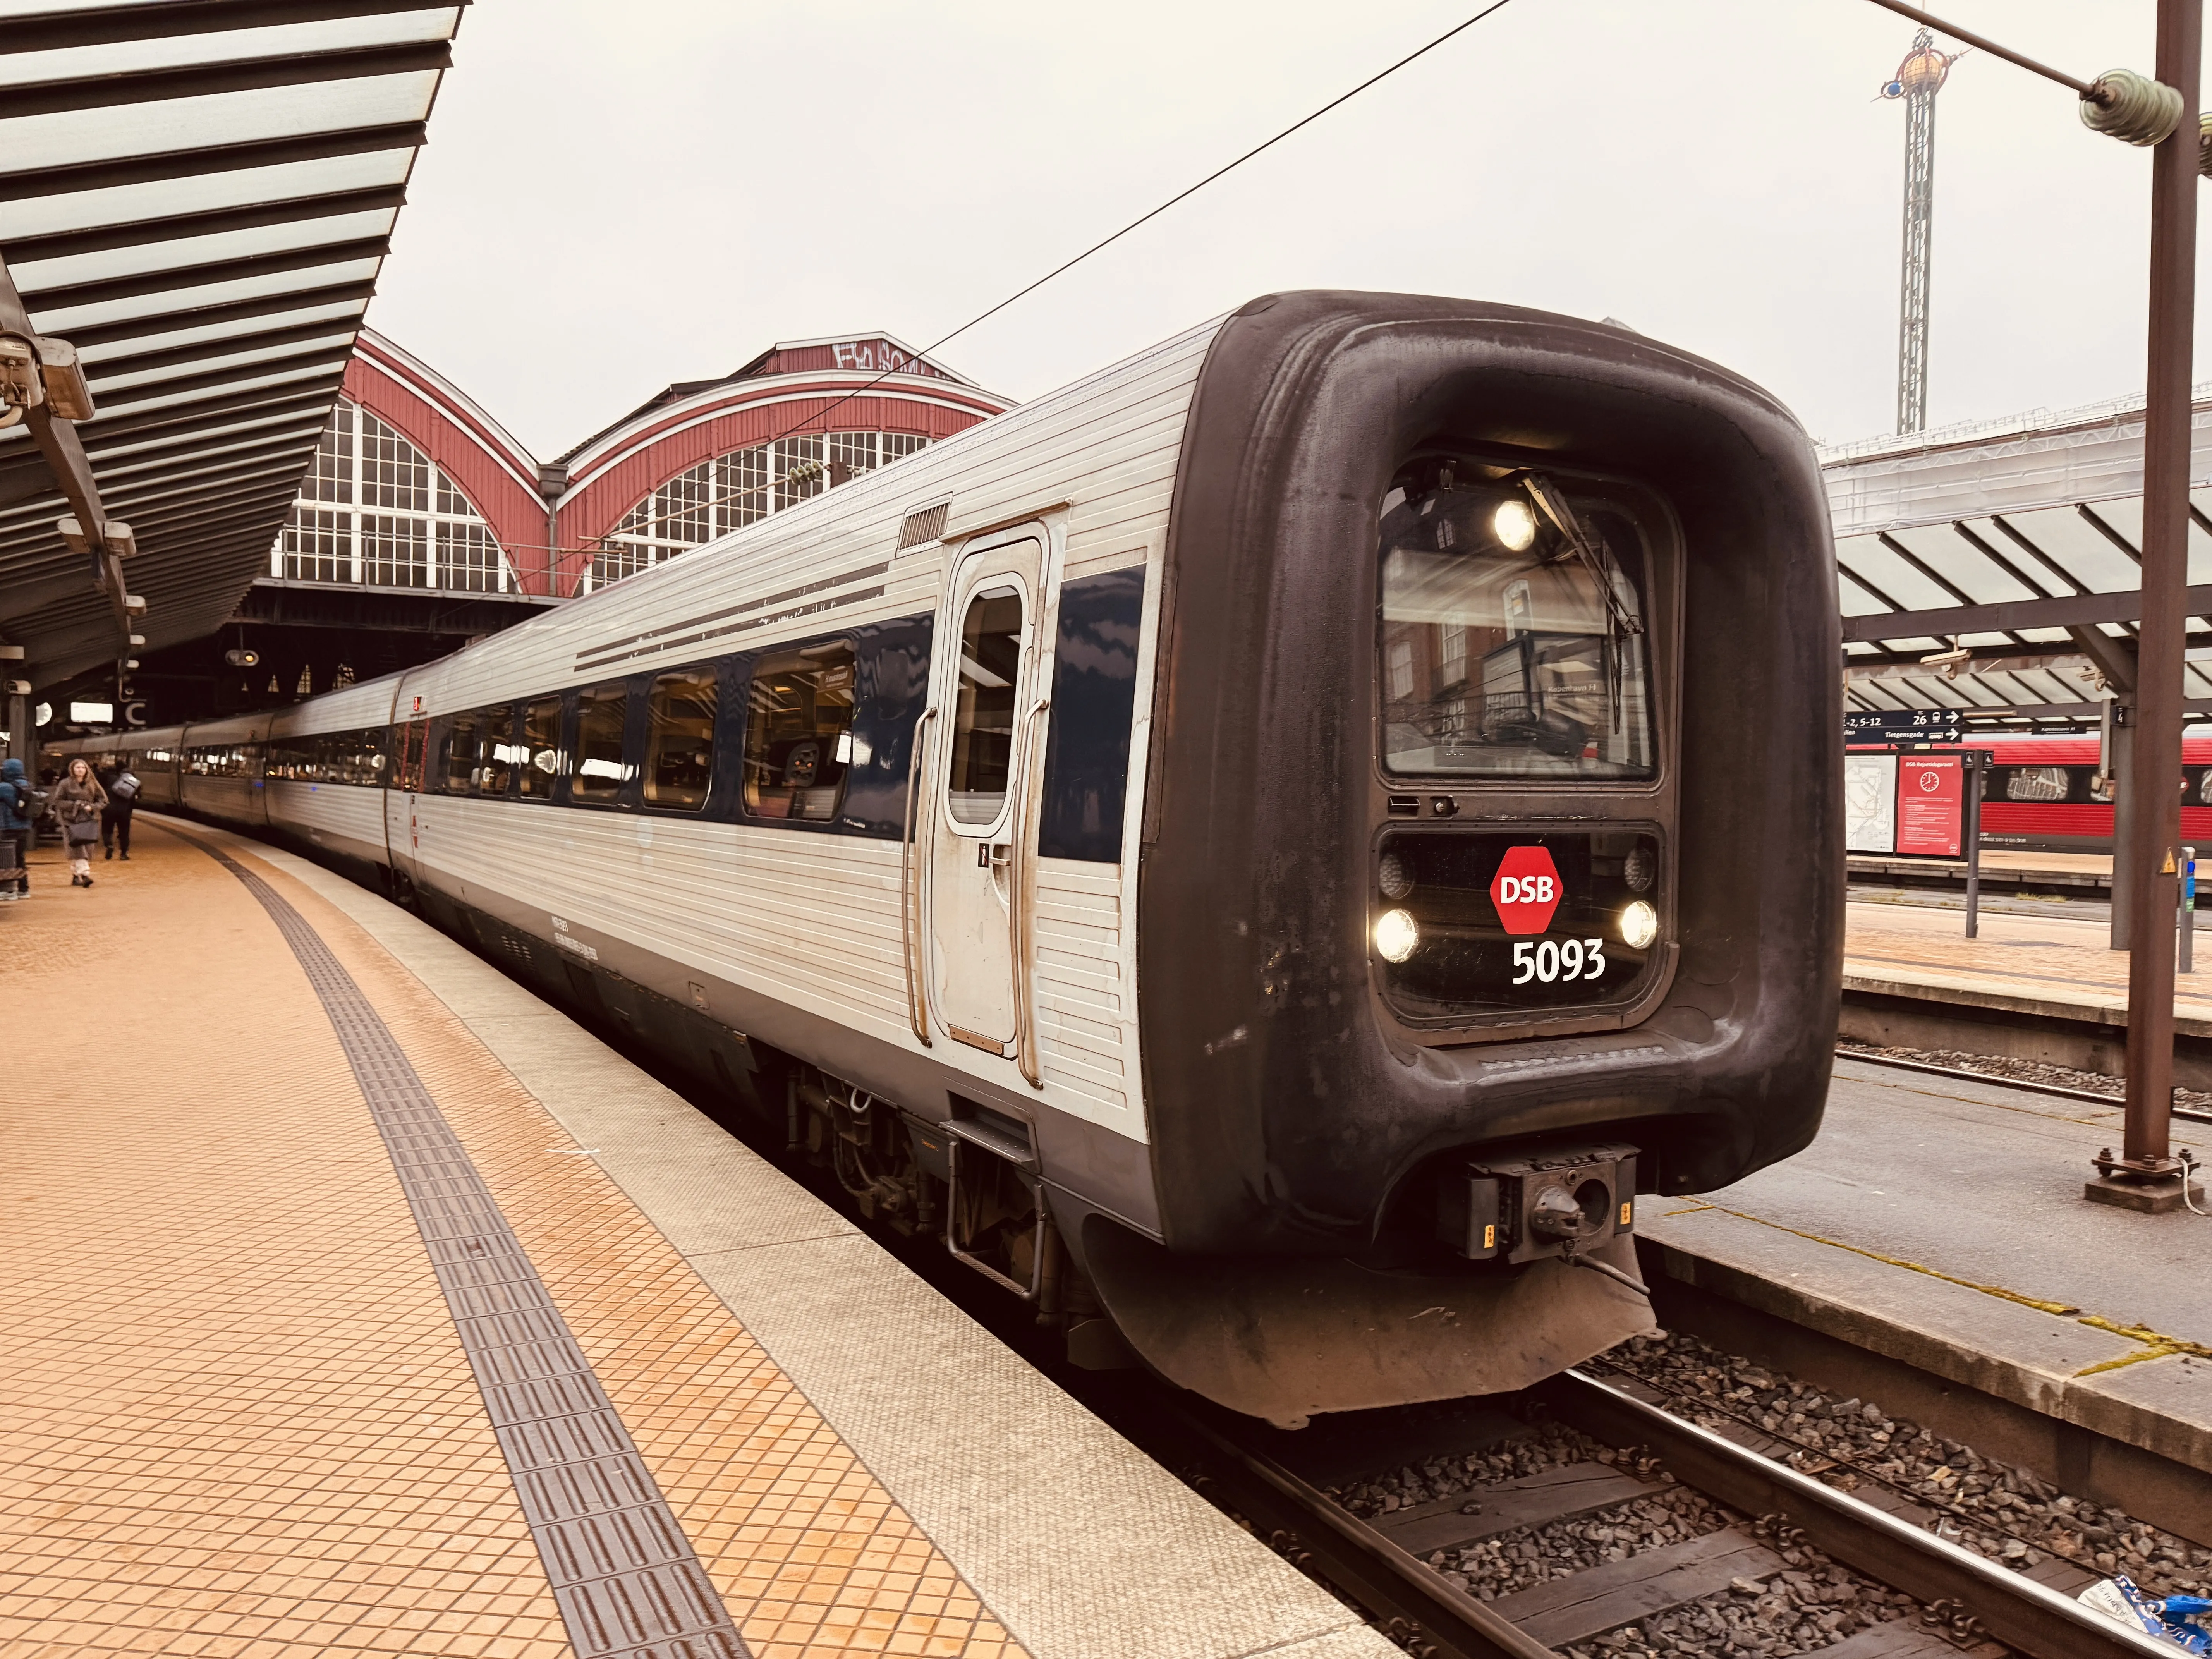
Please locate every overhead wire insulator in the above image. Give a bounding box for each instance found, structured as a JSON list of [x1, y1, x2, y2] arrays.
[[2200, 112, 2212, 180], [2080, 69, 2183, 147]]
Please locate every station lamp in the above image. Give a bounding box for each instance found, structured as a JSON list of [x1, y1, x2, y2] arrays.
[[1919, 644, 1972, 681], [0, 335, 39, 427], [57, 516, 134, 559], [0, 331, 96, 424]]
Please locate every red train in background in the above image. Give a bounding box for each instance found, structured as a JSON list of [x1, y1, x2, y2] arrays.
[[1963, 736, 2212, 854]]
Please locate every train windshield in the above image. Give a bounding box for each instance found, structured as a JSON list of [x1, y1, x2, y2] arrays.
[[1379, 465, 1655, 780]]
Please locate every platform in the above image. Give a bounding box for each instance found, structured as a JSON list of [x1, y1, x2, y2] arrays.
[[0, 818, 1391, 1659], [1847, 849, 2114, 891], [1640, 1051, 2212, 1546], [1840, 895, 2212, 1085]]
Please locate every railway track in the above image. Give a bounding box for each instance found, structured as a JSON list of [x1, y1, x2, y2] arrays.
[[1158, 1367, 2186, 1659], [1837, 1046, 2212, 1129]]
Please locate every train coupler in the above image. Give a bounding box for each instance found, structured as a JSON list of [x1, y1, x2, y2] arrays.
[[1438, 1141, 1638, 1265]]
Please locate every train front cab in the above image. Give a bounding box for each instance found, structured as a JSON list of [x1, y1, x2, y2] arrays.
[[1084, 293, 1843, 1425]]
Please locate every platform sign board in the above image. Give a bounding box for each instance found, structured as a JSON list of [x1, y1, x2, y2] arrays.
[[1844, 752, 1898, 854], [1897, 754, 1965, 855], [1846, 709, 1962, 745]]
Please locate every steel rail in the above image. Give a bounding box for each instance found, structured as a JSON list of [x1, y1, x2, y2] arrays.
[[1165, 1366, 2182, 1659], [1550, 1369, 2182, 1659], [1837, 1045, 2212, 1127], [1157, 1405, 1553, 1659]]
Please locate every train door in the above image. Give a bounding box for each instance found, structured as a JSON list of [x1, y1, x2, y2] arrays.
[[924, 532, 1053, 1074], [387, 715, 430, 890]]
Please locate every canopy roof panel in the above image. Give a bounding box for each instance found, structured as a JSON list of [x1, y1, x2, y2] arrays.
[[1824, 393, 2212, 728], [0, 0, 465, 694]]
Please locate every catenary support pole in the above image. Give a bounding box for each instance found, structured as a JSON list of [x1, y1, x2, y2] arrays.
[[1964, 749, 1983, 939], [2181, 847, 2196, 974], [2111, 701, 2138, 951], [2102, 0, 2201, 1211]]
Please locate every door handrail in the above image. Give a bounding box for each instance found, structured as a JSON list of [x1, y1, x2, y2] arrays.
[[1008, 696, 1051, 1087], [901, 706, 938, 1047]]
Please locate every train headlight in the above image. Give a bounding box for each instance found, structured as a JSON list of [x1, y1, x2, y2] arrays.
[[1493, 498, 1538, 552], [1378, 850, 1413, 901], [1623, 845, 1654, 893], [1619, 900, 1658, 950], [1374, 908, 1419, 963]]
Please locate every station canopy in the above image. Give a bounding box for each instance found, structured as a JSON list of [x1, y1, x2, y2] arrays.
[[1824, 392, 2212, 731], [0, 0, 465, 695]]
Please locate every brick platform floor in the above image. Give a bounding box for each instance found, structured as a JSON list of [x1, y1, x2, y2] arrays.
[[1846, 895, 2212, 1022], [0, 824, 1022, 1659]]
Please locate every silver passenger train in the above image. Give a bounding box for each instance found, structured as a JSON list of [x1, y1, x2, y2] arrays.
[[122, 293, 1842, 1425]]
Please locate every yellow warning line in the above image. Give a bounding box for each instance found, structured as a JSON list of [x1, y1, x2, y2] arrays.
[[1664, 1200, 2211, 1375]]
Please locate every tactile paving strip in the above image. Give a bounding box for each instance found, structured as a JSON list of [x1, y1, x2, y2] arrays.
[[188, 835, 751, 1659]]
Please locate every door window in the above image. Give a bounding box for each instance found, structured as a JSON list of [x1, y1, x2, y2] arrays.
[[396, 720, 428, 791], [946, 585, 1023, 826]]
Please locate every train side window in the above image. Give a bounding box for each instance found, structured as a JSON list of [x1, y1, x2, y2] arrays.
[[480, 705, 520, 795], [744, 644, 854, 821], [2006, 765, 2069, 803], [1039, 568, 1146, 862], [439, 715, 478, 793], [644, 669, 716, 809], [518, 697, 564, 797], [572, 683, 631, 803], [336, 727, 385, 787]]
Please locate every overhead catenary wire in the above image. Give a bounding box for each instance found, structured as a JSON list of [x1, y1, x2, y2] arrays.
[[742, 0, 1524, 460]]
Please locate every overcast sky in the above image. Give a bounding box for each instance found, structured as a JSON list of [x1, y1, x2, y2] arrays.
[[369, 0, 2196, 459]]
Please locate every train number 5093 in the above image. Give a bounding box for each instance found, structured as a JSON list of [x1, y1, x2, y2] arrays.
[[1511, 938, 1607, 984]]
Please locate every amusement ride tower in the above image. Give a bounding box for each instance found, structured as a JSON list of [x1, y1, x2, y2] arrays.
[[1882, 30, 1963, 435]]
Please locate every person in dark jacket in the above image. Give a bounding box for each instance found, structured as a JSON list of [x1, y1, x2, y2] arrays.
[[49, 757, 106, 888], [0, 756, 30, 900], [97, 758, 139, 860]]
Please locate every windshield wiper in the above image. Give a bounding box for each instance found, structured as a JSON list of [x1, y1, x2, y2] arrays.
[[1519, 471, 1643, 643], [1517, 471, 1641, 734]]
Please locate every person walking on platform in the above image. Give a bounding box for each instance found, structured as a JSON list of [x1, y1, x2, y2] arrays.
[[49, 757, 106, 888], [0, 757, 31, 902], [98, 759, 139, 860]]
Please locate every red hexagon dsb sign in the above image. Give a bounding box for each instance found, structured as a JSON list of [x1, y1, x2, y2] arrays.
[[1491, 845, 1563, 936]]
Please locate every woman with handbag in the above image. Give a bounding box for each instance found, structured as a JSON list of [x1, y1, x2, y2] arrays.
[[50, 757, 107, 888]]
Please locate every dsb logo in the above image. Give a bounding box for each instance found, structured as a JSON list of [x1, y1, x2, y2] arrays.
[[1496, 874, 1556, 904], [1490, 845, 1565, 935]]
